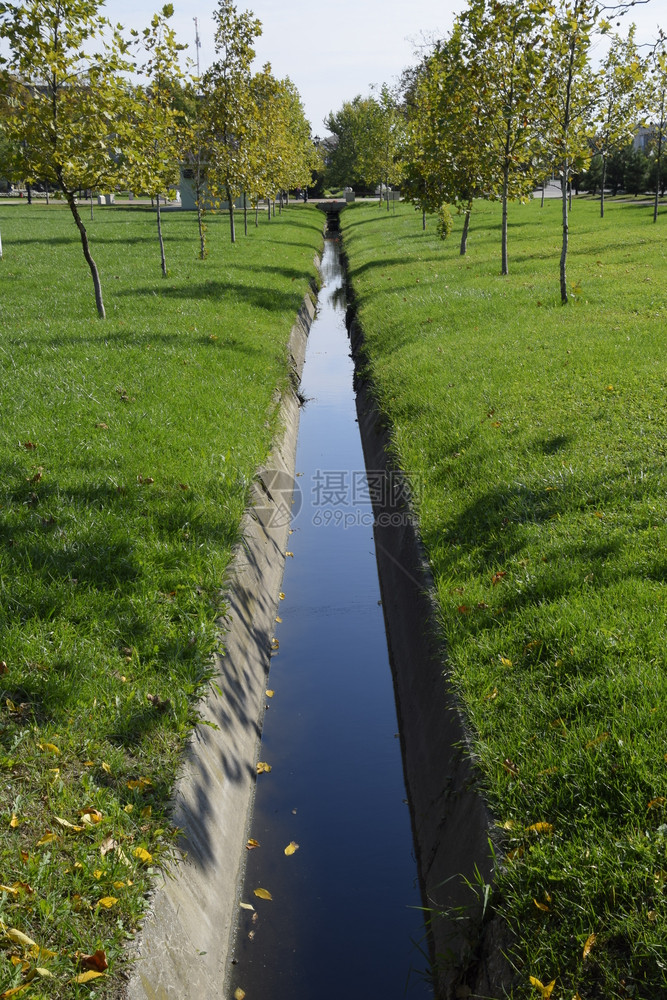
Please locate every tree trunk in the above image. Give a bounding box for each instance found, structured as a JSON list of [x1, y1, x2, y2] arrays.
[[226, 183, 235, 243], [568, 181, 572, 211], [65, 190, 105, 318], [156, 197, 167, 277], [255, 202, 259, 227], [386, 174, 390, 211], [501, 162, 510, 275], [460, 204, 471, 256], [422, 209, 426, 231], [279, 191, 283, 214], [197, 200, 206, 259], [90, 193, 94, 221], [541, 180, 546, 208], [244, 192, 248, 236], [560, 171, 569, 305], [654, 94, 664, 224], [601, 156, 607, 218]]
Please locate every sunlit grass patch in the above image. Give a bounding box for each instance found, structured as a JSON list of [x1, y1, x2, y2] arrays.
[[341, 196, 667, 997]]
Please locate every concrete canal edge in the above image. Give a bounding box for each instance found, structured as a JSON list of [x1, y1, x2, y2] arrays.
[[122, 288, 316, 1000], [347, 320, 517, 992]]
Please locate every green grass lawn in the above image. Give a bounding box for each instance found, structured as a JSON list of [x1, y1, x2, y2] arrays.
[[340, 197, 667, 999], [0, 201, 322, 996]]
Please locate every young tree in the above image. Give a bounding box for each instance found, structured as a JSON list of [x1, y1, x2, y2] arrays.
[[0, 0, 135, 318], [645, 32, 667, 222], [460, 0, 545, 275], [202, 0, 261, 244], [126, 4, 187, 276], [591, 25, 644, 216], [403, 24, 488, 254], [541, 0, 599, 303]]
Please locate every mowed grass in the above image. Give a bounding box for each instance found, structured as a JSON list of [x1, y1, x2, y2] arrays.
[[0, 201, 321, 996], [341, 197, 667, 999]]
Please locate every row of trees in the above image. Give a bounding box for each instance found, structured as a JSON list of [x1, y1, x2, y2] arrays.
[[0, 0, 319, 317], [324, 0, 665, 303]]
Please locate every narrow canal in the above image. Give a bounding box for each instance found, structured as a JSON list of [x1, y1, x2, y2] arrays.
[[229, 224, 432, 999]]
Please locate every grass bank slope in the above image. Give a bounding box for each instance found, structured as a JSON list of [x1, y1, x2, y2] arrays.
[[341, 198, 666, 999], [0, 202, 321, 996]]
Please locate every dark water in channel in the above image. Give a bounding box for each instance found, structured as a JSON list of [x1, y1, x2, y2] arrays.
[[229, 234, 432, 1000]]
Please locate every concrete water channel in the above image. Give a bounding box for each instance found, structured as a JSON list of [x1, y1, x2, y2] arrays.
[[228, 220, 433, 999]]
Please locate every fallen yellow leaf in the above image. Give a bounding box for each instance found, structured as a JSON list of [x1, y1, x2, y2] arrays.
[[265, 689, 275, 698], [9, 814, 19, 828], [239, 902, 255, 911], [582, 933, 596, 959], [5, 928, 37, 949], [141, 806, 152, 818], [124, 804, 133, 813], [79, 808, 103, 824], [96, 896, 118, 908], [0, 884, 20, 896], [40, 743, 60, 755], [34, 969, 54, 979], [72, 971, 106, 984], [54, 817, 84, 832], [36, 832, 59, 846], [284, 842, 299, 856], [253, 887, 273, 900], [526, 822, 554, 835], [256, 761, 272, 774], [533, 899, 550, 912], [133, 847, 152, 864], [275, 616, 282, 623], [101, 762, 111, 774], [500, 657, 513, 667], [246, 839, 260, 850], [1, 986, 31, 998], [529, 977, 556, 998], [234, 989, 246, 1000], [279, 592, 285, 600]]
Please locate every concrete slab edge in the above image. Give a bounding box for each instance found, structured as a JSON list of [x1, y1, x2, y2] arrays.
[[122, 288, 316, 1000], [348, 313, 517, 999]]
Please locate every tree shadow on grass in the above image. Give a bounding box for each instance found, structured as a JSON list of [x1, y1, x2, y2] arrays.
[[422, 460, 664, 625], [117, 279, 303, 313]]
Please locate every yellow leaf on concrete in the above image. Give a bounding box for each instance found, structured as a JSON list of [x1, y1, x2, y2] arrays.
[[234, 989, 246, 1000], [246, 839, 260, 850], [265, 690, 274, 698], [256, 762, 272, 774], [133, 847, 152, 864], [253, 887, 273, 900], [239, 902, 255, 911], [275, 616, 282, 623], [284, 842, 299, 856], [279, 592, 285, 600]]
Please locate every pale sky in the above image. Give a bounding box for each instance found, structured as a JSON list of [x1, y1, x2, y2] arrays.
[[101, 0, 667, 135]]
